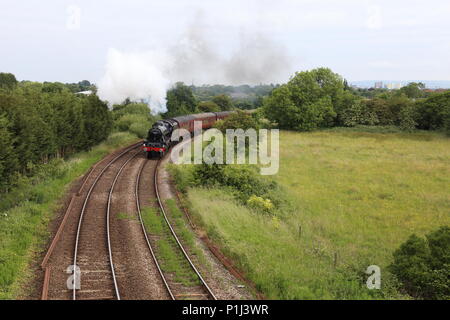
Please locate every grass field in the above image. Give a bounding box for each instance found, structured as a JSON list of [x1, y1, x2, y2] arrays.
[[0, 132, 139, 299], [181, 128, 450, 299]]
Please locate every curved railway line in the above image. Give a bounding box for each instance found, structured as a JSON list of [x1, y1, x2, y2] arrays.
[[41, 142, 216, 300]]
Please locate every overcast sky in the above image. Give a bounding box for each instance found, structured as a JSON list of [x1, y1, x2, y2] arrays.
[[1, 0, 449, 84]]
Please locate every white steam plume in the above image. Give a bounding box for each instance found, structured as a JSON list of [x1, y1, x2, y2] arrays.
[[97, 19, 291, 112], [97, 49, 171, 111]]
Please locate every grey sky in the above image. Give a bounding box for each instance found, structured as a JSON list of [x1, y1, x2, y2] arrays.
[[1, 0, 449, 84]]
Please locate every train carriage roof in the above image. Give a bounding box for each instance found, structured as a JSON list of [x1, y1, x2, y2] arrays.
[[192, 112, 217, 120], [170, 115, 196, 125], [171, 113, 216, 125]]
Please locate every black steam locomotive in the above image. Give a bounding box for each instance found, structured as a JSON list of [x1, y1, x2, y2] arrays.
[[142, 112, 232, 158]]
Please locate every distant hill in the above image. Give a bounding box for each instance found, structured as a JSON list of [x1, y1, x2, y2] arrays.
[[350, 80, 450, 89]]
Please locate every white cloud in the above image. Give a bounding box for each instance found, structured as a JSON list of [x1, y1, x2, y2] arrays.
[[1, 0, 450, 83]]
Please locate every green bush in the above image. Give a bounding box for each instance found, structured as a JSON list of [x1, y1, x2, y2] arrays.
[[389, 226, 450, 299], [197, 101, 220, 113], [129, 121, 149, 138], [115, 114, 147, 132], [192, 163, 290, 217], [340, 99, 379, 127], [415, 91, 450, 134], [111, 102, 151, 120], [213, 110, 261, 133], [247, 195, 274, 213]]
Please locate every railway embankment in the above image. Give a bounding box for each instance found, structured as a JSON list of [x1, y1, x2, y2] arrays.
[[0, 132, 138, 299]]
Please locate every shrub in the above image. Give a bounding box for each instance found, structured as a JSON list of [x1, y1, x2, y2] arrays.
[[198, 101, 220, 113], [213, 110, 261, 133], [340, 99, 379, 127], [129, 121, 149, 138], [389, 226, 450, 299], [192, 163, 290, 217], [111, 102, 151, 120], [115, 114, 147, 132], [415, 91, 450, 131], [398, 103, 417, 132], [247, 195, 274, 213]]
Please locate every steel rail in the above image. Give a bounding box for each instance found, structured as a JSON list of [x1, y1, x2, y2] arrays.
[[72, 145, 141, 300], [154, 159, 217, 300], [135, 159, 175, 300], [106, 150, 141, 300], [77, 141, 142, 195]]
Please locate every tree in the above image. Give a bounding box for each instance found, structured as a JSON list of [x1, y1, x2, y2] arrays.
[[263, 68, 344, 131], [198, 101, 220, 113], [0, 73, 18, 90], [112, 101, 151, 120], [390, 226, 450, 300], [340, 99, 379, 127], [165, 82, 197, 117], [214, 110, 260, 133], [78, 80, 91, 88], [415, 91, 450, 133], [81, 94, 113, 148], [0, 115, 19, 191], [0, 82, 114, 189], [366, 98, 394, 125], [212, 94, 233, 111], [399, 82, 425, 99], [42, 82, 65, 93], [387, 94, 414, 127]]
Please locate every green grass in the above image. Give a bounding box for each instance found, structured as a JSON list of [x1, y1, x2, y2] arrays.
[[0, 132, 139, 300], [165, 199, 208, 268], [141, 206, 164, 235], [176, 128, 450, 299], [141, 205, 199, 286], [116, 212, 137, 220]]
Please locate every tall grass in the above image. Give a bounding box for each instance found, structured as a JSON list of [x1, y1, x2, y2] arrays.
[[177, 128, 450, 299], [0, 132, 139, 299]]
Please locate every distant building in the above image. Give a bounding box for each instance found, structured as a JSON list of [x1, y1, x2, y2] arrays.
[[76, 90, 93, 95], [374, 82, 383, 89], [385, 83, 404, 90], [423, 89, 447, 94]]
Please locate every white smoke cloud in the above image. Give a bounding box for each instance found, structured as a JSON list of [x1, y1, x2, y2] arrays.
[[97, 17, 291, 112], [97, 49, 172, 111]]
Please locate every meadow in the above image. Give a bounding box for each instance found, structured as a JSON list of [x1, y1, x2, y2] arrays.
[[182, 128, 450, 299]]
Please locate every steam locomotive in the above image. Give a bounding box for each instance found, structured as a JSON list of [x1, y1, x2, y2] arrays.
[[142, 111, 232, 158]]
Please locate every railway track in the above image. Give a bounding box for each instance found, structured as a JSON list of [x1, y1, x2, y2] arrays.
[[41, 143, 216, 300], [136, 158, 217, 300], [72, 145, 141, 300]]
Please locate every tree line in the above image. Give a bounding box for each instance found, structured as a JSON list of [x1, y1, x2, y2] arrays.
[[263, 68, 450, 134], [192, 83, 275, 110], [0, 73, 112, 192], [164, 82, 236, 117]]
